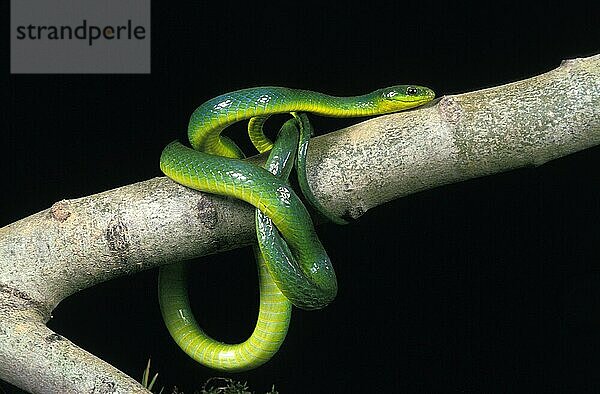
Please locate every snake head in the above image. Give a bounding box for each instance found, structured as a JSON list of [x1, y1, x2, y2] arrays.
[[378, 85, 436, 112]]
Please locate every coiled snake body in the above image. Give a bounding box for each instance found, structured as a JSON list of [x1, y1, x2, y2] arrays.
[[159, 85, 435, 371]]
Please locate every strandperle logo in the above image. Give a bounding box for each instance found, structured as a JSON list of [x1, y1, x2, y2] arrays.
[[11, 0, 150, 74], [15, 19, 147, 47]]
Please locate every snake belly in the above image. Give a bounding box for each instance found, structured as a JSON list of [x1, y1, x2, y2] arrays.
[[159, 85, 435, 371]]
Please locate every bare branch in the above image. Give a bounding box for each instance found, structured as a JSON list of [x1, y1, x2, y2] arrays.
[[1, 54, 598, 393]]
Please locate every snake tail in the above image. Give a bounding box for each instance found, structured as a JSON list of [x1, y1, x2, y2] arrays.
[[290, 112, 349, 225]]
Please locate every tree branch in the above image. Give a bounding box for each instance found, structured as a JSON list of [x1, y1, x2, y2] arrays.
[[1, 54, 598, 393]]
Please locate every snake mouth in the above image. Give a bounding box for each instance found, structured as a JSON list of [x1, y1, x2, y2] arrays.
[[397, 97, 435, 106]]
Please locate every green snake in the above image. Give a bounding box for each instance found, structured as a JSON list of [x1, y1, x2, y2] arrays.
[[159, 85, 435, 371]]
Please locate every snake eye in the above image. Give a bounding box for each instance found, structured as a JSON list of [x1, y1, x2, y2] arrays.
[[406, 86, 418, 95]]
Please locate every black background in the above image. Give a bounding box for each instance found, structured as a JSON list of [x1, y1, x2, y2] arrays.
[[3, 2, 600, 393]]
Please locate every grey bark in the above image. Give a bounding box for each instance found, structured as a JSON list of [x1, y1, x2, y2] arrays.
[[1, 54, 599, 393]]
